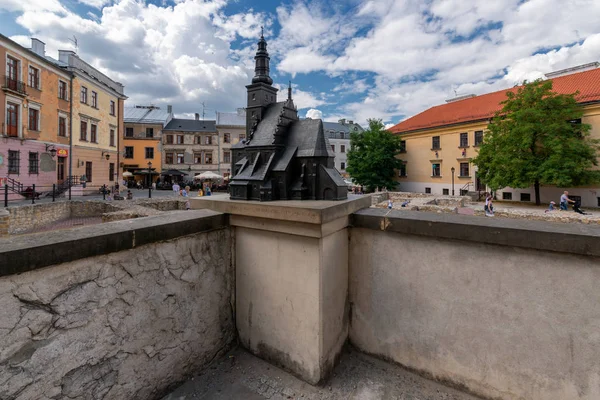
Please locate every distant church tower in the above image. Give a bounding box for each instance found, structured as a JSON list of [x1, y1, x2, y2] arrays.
[[245, 28, 278, 134]]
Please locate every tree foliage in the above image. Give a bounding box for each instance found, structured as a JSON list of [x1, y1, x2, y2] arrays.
[[346, 119, 403, 191], [472, 79, 600, 205]]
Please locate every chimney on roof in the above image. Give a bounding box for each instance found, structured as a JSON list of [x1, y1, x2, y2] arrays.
[[31, 38, 45, 56], [348, 120, 354, 125], [58, 50, 76, 64], [195, 113, 200, 121], [338, 118, 346, 125], [167, 105, 173, 114], [445, 94, 477, 103], [545, 62, 600, 79]]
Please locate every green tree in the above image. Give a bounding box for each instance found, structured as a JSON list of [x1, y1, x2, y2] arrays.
[[473, 79, 600, 205], [346, 119, 403, 191]]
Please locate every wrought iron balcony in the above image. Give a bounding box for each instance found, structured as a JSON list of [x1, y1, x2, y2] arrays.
[[2, 76, 27, 96]]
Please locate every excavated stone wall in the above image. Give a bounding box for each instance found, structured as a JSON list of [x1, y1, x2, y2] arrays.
[[0, 215, 234, 400]]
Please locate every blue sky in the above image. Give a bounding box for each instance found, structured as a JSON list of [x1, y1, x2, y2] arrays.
[[1, 0, 600, 127]]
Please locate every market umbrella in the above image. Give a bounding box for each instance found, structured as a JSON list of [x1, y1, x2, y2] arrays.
[[122, 171, 133, 177], [194, 171, 223, 180]]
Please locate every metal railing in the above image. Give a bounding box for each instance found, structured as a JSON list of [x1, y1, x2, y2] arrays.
[[2, 76, 27, 95]]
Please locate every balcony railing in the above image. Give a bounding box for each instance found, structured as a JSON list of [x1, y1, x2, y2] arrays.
[[2, 76, 27, 96]]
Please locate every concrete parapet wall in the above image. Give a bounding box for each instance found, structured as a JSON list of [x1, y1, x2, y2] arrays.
[[349, 208, 600, 400], [0, 211, 235, 400]]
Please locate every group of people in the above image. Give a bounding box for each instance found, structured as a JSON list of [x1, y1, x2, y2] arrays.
[[171, 182, 212, 198], [547, 191, 589, 215]]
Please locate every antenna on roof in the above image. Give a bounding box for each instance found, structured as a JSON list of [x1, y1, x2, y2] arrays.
[[68, 35, 78, 53]]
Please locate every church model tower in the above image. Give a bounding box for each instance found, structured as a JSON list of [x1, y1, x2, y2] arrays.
[[229, 31, 348, 201]]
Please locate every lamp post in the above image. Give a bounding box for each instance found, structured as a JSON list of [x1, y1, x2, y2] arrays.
[[451, 167, 455, 196], [148, 161, 152, 199]]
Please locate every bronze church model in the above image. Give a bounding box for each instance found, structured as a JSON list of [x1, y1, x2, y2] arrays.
[[229, 32, 348, 201]]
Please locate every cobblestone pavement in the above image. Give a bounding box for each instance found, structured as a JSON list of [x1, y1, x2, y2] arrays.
[[163, 347, 480, 400]]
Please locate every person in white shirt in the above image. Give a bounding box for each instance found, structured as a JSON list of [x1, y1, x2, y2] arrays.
[[172, 182, 180, 196], [560, 191, 575, 211]]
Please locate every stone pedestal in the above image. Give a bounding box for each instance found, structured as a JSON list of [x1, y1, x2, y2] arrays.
[[190, 194, 370, 384]]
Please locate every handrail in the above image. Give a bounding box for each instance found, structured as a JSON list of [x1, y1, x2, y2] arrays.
[[2, 75, 27, 95]]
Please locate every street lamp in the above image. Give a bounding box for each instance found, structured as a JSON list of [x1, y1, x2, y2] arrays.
[[148, 161, 152, 199], [451, 167, 455, 196]]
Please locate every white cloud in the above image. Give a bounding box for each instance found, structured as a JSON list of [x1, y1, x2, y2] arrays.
[[305, 109, 323, 119], [0, 0, 65, 13], [77, 0, 112, 8]]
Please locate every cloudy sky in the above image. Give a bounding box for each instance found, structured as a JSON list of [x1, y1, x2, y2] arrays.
[[1, 0, 599, 127]]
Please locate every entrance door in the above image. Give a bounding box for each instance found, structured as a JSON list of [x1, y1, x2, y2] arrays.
[[475, 173, 484, 191], [57, 157, 65, 183], [6, 103, 18, 137], [6, 57, 18, 90]]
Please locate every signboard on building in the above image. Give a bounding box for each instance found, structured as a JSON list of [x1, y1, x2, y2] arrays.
[[57, 149, 68, 158]]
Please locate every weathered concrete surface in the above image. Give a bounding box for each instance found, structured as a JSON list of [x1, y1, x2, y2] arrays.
[[0, 226, 235, 400], [163, 347, 480, 400], [226, 197, 361, 385], [191, 193, 371, 224], [349, 214, 600, 400]]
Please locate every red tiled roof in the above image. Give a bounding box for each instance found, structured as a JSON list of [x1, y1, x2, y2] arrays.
[[389, 67, 600, 134]]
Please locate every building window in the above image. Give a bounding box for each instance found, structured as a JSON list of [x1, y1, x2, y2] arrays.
[[432, 136, 440, 150], [331, 144, 335, 152], [520, 193, 531, 202], [80, 121, 88, 141], [8, 150, 20, 174], [341, 145, 346, 153], [425, 187, 431, 194], [85, 161, 93, 183], [459, 162, 469, 177], [399, 141, 406, 153], [91, 91, 98, 108], [146, 127, 154, 138], [28, 152, 39, 174], [109, 129, 115, 146], [59, 116, 67, 137], [474, 131, 483, 146], [205, 136, 212, 145], [110, 100, 115, 116], [205, 152, 213, 164], [80, 86, 88, 103], [177, 153, 185, 164], [195, 136, 202, 145], [109, 163, 115, 181], [59, 81, 68, 100], [224, 133, 230, 143], [194, 153, 202, 164], [124, 146, 134, 159], [6, 102, 19, 137], [503, 192, 512, 200], [177, 135, 184, 144], [165, 152, 174, 164], [90, 124, 97, 143], [165, 135, 173, 144], [399, 163, 407, 177], [340, 132, 345, 139], [443, 188, 449, 195], [145, 147, 154, 159], [28, 108, 39, 131], [125, 127, 134, 137], [432, 163, 441, 177], [459, 132, 468, 147], [239, 134, 246, 141], [340, 162, 346, 170], [28, 66, 40, 89], [223, 151, 231, 163]]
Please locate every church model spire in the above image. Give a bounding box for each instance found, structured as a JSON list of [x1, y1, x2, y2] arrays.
[[252, 27, 273, 85]]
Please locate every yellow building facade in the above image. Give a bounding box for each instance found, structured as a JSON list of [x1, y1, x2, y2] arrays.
[[390, 65, 600, 207]]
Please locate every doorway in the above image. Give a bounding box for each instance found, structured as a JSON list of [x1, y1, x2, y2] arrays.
[[57, 157, 65, 183]]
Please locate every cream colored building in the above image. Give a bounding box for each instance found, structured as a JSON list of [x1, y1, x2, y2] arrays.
[[390, 63, 600, 207], [216, 109, 246, 180]]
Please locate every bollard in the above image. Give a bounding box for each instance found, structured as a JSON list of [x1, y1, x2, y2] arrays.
[[4, 184, 7, 208], [32, 184, 36, 204], [52, 184, 56, 202]]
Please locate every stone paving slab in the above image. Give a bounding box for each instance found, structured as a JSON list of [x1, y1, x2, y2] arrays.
[[163, 347, 480, 400]]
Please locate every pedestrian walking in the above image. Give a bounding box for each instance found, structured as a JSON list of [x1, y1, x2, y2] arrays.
[[172, 182, 180, 196], [485, 192, 494, 217], [387, 199, 393, 209], [560, 191, 575, 211], [126, 190, 133, 200]]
